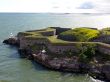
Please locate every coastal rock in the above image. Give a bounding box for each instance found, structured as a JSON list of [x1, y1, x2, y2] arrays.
[[48, 60, 61, 69], [102, 62, 110, 81], [89, 62, 110, 81], [33, 53, 49, 61], [32, 54, 81, 72], [89, 66, 103, 79], [3, 38, 19, 46], [18, 48, 30, 58]]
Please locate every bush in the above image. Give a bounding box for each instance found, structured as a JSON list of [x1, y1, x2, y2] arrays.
[[76, 43, 96, 63]]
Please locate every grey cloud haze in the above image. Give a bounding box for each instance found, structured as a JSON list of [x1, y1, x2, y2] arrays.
[[0, 0, 110, 13], [78, 2, 94, 9]]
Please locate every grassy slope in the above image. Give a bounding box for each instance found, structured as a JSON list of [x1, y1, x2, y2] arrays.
[[60, 28, 100, 41], [19, 27, 55, 39], [101, 27, 110, 35], [18, 27, 102, 44]]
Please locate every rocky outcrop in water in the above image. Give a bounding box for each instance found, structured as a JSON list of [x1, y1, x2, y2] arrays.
[[3, 38, 19, 46], [32, 53, 90, 73], [18, 48, 109, 81], [102, 62, 110, 81], [3, 27, 110, 81], [3, 37, 110, 81], [89, 62, 110, 81]]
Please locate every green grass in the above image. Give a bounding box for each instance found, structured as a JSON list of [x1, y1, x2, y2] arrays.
[[26, 27, 56, 33], [18, 27, 110, 46], [60, 28, 100, 41], [47, 36, 99, 46], [101, 27, 110, 35], [47, 36, 69, 43], [18, 27, 55, 39]]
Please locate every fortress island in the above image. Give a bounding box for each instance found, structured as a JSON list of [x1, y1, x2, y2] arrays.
[[3, 27, 110, 81]]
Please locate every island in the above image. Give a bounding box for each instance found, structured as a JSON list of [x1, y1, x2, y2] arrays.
[[3, 27, 110, 81]]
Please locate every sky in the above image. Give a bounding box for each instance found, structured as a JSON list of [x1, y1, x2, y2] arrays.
[[0, 0, 110, 13]]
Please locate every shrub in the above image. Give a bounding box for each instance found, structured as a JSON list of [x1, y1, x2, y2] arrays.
[[76, 43, 96, 63]]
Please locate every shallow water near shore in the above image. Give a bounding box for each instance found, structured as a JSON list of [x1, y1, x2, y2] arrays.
[[0, 13, 107, 82], [0, 44, 92, 82]]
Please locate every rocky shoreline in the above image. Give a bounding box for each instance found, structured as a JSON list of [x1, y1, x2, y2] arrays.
[[3, 38, 19, 46], [3, 37, 110, 82]]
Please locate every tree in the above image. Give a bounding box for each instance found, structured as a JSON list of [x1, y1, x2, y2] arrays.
[[76, 43, 96, 63]]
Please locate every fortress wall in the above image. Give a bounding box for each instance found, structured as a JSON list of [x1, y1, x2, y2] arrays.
[[47, 44, 78, 54], [50, 27, 71, 35], [19, 38, 48, 49], [93, 35, 110, 43], [97, 43, 110, 55], [19, 37, 79, 54], [40, 30, 56, 36], [18, 34, 110, 55], [48, 43, 110, 55]]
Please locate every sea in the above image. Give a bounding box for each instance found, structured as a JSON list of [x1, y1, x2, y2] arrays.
[[0, 13, 108, 82]]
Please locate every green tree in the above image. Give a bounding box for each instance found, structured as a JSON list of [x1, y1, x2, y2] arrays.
[[76, 43, 96, 63]]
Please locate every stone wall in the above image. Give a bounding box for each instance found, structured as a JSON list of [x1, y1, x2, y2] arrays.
[[93, 35, 110, 43], [57, 34, 76, 41], [48, 43, 110, 55], [18, 34, 110, 55], [19, 37, 48, 49], [40, 30, 56, 36], [97, 42, 110, 55], [50, 27, 71, 35], [47, 44, 78, 54]]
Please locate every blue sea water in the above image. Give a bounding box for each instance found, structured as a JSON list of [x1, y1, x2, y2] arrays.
[[0, 13, 107, 82]]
